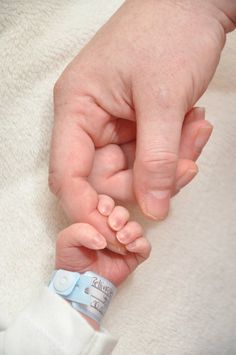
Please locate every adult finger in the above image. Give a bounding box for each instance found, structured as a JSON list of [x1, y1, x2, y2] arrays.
[[133, 93, 185, 220], [180, 107, 213, 160]]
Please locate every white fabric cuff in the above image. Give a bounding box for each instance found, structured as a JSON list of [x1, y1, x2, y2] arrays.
[[1, 287, 117, 355]]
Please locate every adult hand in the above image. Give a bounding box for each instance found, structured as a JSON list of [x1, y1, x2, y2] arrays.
[[49, 0, 234, 250], [88, 107, 212, 202]]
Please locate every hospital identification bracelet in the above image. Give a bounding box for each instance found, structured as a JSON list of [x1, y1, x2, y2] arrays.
[[48, 269, 116, 323]]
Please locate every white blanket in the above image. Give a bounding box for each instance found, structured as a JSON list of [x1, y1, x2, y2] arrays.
[[0, 1, 235, 354]]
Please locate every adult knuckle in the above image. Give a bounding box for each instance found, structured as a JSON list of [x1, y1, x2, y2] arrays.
[[156, 87, 174, 110], [140, 151, 178, 174], [157, 86, 187, 115], [138, 151, 178, 189]]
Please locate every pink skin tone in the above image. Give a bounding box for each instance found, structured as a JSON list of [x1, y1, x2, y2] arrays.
[[55, 194, 151, 329], [88, 107, 213, 201], [49, 0, 235, 254], [50, 107, 212, 254], [50, 0, 236, 328]]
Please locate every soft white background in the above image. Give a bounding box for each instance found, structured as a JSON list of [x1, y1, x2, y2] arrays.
[[0, 1, 235, 354]]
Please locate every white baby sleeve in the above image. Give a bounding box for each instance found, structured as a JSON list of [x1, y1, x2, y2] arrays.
[[0, 287, 117, 355]]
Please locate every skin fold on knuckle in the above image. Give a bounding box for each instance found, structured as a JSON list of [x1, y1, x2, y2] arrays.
[[136, 151, 178, 189]]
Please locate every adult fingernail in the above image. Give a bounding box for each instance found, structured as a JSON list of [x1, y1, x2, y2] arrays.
[[144, 190, 170, 220], [194, 107, 205, 120], [195, 125, 213, 151], [176, 169, 198, 191], [93, 235, 107, 248]]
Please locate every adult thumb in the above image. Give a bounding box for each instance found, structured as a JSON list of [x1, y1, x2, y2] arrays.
[[133, 100, 184, 220]]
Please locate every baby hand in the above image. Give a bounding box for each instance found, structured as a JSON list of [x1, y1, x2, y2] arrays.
[[55, 195, 151, 286]]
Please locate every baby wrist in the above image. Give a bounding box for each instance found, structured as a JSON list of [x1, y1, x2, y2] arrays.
[[48, 269, 116, 325]]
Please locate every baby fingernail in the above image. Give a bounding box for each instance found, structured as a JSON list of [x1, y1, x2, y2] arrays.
[[110, 219, 121, 231], [126, 241, 137, 251], [93, 235, 106, 248], [99, 204, 112, 216], [195, 125, 213, 150], [116, 231, 128, 244]]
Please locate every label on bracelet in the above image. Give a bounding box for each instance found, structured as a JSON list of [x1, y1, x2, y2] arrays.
[[87, 275, 115, 315], [74, 272, 116, 323], [91, 276, 114, 298], [49, 270, 116, 323]]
